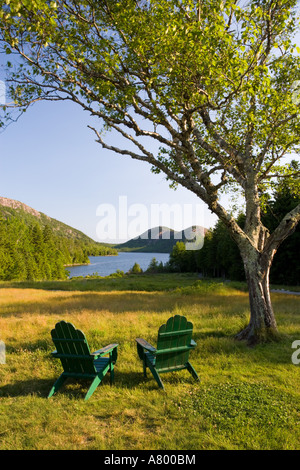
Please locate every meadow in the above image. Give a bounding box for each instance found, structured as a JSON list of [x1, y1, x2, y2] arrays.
[[0, 274, 299, 450]]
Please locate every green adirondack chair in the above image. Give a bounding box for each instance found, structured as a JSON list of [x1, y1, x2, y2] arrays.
[[136, 315, 199, 390], [48, 321, 118, 400]]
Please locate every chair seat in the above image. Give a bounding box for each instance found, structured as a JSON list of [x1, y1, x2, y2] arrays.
[[145, 352, 188, 373], [94, 357, 110, 372]]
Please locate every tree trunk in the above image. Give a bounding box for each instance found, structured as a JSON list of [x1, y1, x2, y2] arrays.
[[235, 251, 278, 345]]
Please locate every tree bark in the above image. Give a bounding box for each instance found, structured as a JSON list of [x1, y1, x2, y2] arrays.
[[235, 250, 278, 345]]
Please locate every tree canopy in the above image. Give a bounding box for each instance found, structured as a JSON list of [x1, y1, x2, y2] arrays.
[[1, 1, 299, 236]]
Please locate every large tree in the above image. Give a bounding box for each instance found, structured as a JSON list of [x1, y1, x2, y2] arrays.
[[1, 0, 300, 343]]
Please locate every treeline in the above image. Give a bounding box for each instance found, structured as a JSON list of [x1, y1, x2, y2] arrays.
[[0, 217, 116, 281], [167, 184, 300, 286]]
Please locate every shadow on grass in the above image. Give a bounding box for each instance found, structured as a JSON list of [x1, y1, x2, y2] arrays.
[[193, 330, 300, 365], [0, 371, 151, 399], [4, 327, 300, 368], [0, 378, 55, 398]]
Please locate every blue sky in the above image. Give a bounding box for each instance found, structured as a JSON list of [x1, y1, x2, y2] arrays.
[[0, 97, 218, 242]]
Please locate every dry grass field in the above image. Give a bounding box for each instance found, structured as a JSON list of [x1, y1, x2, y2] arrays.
[[0, 275, 299, 450]]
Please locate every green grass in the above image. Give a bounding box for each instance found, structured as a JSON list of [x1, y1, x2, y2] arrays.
[[0, 274, 299, 450]]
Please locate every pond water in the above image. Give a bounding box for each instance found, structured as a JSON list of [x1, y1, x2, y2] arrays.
[[66, 252, 170, 278]]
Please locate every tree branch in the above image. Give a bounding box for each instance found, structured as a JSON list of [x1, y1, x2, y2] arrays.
[[263, 202, 300, 258], [193, 127, 246, 188]]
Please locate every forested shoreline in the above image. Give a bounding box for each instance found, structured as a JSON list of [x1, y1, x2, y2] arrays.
[[0, 212, 117, 281]]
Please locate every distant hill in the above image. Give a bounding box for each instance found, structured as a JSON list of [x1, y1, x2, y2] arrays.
[[0, 197, 117, 281], [0, 197, 110, 248], [113, 225, 207, 253]]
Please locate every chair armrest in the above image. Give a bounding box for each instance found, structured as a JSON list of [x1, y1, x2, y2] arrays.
[[136, 338, 156, 353], [92, 343, 118, 358]]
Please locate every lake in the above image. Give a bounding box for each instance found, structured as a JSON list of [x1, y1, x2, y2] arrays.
[[66, 252, 170, 278]]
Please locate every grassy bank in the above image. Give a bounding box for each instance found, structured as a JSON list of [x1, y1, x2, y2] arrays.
[[0, 274, 299, 450]]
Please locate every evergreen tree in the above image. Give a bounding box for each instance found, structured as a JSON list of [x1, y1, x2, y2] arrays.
[[262, 163, 300, 285]]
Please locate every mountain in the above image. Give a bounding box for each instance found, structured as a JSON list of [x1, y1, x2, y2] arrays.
[[0, 197, 108, 247], [0, 197, 117, 281], [113, 225, 208, 253]]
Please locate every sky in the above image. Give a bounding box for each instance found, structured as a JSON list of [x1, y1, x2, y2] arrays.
[[0, 97, 219, 243]]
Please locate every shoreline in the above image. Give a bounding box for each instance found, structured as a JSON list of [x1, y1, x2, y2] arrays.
[[64, 263, 90, 267], [64, 253, 120, 268]]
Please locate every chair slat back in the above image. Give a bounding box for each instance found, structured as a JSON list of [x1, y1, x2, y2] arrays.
[[51, 321, 96, 375], [155, 315, 193, 371]]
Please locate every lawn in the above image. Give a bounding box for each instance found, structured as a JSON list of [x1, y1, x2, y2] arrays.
[[0, 274, 299, 450]]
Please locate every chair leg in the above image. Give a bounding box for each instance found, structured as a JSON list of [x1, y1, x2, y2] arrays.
[[186, 362, 200, 382], [84, 375, 102, 401], [109, 363, 114, 385], [143, 356, 147, 378], [147, 362, 165, 390], [48, 374, 67, 398]]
